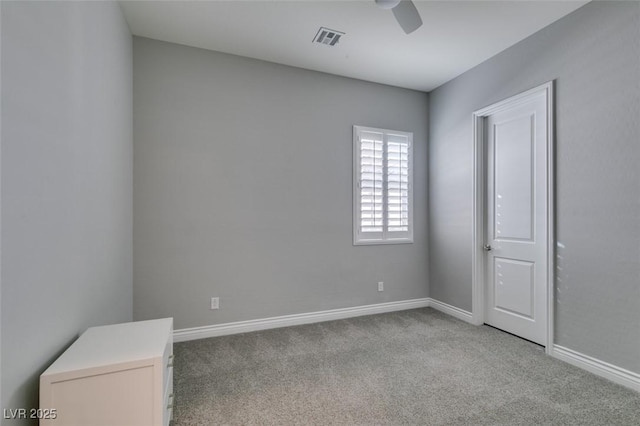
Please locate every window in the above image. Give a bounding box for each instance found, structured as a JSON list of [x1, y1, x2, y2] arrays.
[[353, 125, 413, 245]]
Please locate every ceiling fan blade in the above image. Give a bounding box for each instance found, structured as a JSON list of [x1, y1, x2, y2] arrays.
[[392, 0, 423, 34]]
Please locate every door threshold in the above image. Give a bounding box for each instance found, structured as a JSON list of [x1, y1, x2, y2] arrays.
[[484, 324, 545, 350]]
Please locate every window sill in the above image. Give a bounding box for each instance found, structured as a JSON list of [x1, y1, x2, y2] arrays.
[[353, 239, 414, 246]]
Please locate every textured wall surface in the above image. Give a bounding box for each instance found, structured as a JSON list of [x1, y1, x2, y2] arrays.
[[133, 37, 429, 330], [429, 1, 640, 372], [1, 2, 133, 420]]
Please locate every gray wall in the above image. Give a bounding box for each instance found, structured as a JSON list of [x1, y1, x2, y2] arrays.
[[429, 1, 640, 373], [0, 0, 3, 413], [1, 1, 133, 421], [133, 37, 429, 330]]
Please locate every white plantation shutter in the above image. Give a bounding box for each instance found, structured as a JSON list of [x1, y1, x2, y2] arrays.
[[354, 126, 413, 245], [386, 135, 410, 234], [359, 131, 384, 234]]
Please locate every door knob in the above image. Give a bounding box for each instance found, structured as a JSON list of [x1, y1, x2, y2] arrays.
[[483, 244, 492, 251]]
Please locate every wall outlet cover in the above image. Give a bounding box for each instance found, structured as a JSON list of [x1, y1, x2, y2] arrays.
[[210, 297, 219, 310]]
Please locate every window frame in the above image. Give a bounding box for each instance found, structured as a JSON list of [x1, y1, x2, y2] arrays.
[[353, 125, 414, 246]]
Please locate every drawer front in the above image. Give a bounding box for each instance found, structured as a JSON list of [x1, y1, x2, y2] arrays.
[[164, 406, 173, 426], [163, 376, 174, 426], [162, 338, 173, 391], [163, 367, 173, 406], [162, 362, 175, 426]]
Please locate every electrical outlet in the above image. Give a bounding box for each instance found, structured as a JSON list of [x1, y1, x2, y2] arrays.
[[210, 297, 219, 310], [378, 281, 384, 292]]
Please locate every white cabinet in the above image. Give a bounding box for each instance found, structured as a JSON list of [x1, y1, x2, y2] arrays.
[[40, 318, 174, 426]]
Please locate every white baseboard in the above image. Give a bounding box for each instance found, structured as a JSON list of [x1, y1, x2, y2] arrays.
[[552, 345, 640, 392], [427, 298, 474, 323], [174, 298, 430, 343]]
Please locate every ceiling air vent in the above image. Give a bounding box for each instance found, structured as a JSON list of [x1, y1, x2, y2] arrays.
[[313, 27, 345, 46]]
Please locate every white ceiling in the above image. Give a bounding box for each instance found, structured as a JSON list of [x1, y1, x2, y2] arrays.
[[119, 0, 587, 92]]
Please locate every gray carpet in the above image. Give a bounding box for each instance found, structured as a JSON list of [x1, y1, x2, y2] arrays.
[[173, 308, 640, 425]]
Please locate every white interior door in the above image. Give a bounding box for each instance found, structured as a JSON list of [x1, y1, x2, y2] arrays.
[[484, 89, 549, 346]]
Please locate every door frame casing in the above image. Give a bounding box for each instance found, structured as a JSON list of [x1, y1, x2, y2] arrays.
[[471, 81, 555, 354]]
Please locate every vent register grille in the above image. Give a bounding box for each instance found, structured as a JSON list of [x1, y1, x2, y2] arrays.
[[313, 27, 345, 46], [358, 131, 410, 234]]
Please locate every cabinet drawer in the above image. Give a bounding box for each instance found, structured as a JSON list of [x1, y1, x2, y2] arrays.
[[162, 339, 173, 390], [164, 385, 174, 426], [164, 367, 173, 406]]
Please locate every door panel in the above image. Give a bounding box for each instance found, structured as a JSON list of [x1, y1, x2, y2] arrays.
[[494, 114, 534, 242], [493, 257, 534, 319], [485, 91, 548, 346]]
